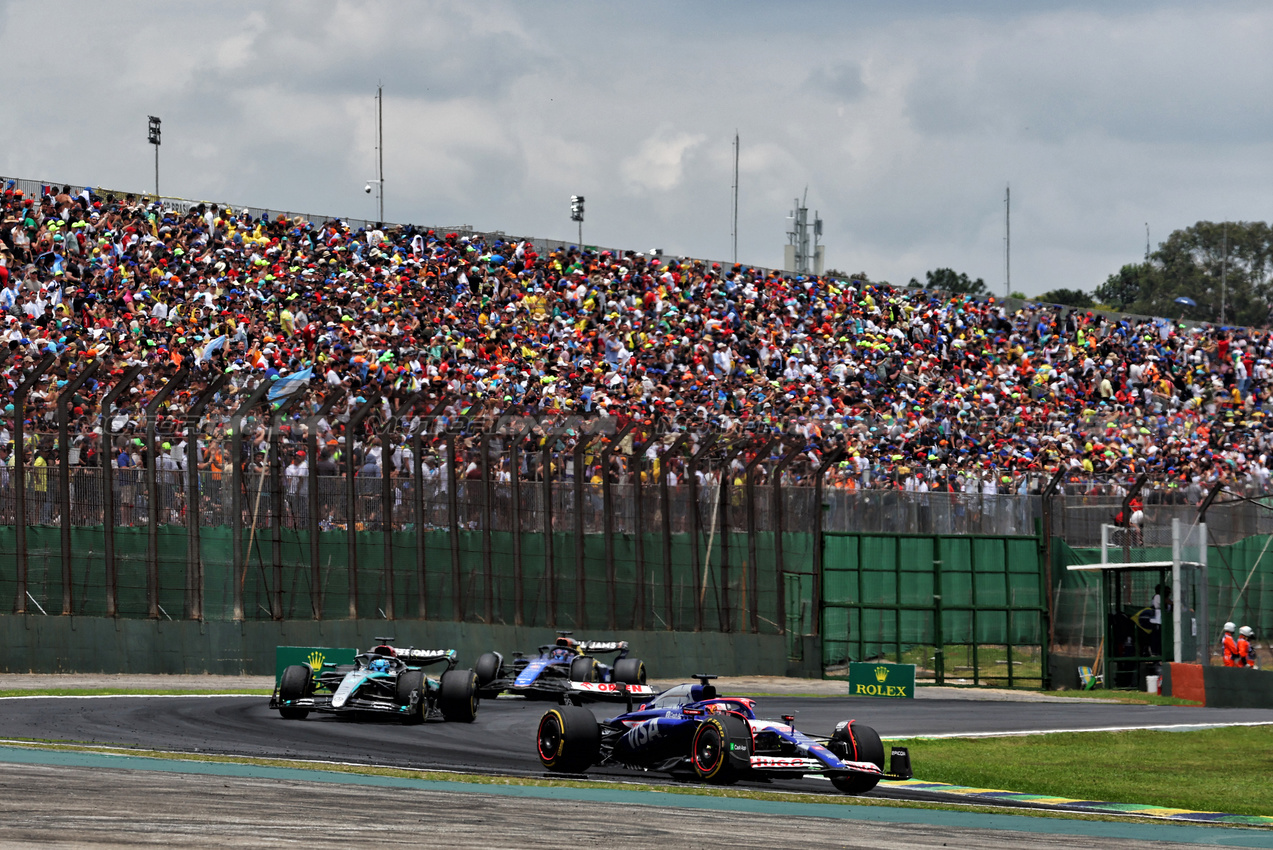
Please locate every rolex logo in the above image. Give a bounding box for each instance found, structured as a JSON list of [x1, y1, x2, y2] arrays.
[[307, 651, 325, 672], [874, 666, 889, 683]]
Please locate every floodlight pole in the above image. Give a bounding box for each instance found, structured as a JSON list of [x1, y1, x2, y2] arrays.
[[148, 116, 162, 199]]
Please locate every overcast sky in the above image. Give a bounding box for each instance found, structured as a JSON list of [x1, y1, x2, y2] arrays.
[[3, 1, 1271, 295]]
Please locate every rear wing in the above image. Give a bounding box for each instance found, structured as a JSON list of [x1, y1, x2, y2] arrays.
[[578, 640, 629, 655], [391, 648, 459, 669]]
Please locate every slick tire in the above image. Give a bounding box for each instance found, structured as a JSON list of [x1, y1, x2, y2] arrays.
[[278, 665, 311, 720], [438, 669, 480, 722], [612, 658, 647, 686], [690, 714, 750, 784], [396, 670, 426, 725], [537, 705, 600, 773], [569, 656, 599, 683], [475, 652, 502, 686], [829, 721, 885, 795]]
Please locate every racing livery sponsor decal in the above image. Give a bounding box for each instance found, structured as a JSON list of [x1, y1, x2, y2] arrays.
[[569, 682, 655, 696], [749, 756, 822, 769], [332, 673, 366, 708], [578, 641, 627, 652]]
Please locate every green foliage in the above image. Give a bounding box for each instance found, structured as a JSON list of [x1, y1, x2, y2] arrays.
[[1036, 288, 1094, 308], [908, 268, 988, 295], [1101, 222, 1273, 324]]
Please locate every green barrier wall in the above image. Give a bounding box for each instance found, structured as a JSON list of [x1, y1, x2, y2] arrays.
[[0, 615, 788, 677]]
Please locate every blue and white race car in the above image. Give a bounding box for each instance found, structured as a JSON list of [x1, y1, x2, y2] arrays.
[[271, 639, 479, 723], [535, 676, 911, 794], [475, 631, 654, 702]]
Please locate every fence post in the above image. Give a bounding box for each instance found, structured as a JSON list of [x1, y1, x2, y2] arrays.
[[480, 429, 493, 623], [717, 440, 749, 633], [56, 360, 99, 616], [510, 429, 524, 626], [379, 394, 421, 622], [446, 433, 461, 621], [687, 435, 718, 633], [1040, 468, 1064, 669], [230, 379, 271, 621], [659, 434, 690, 631], [13, 352, 57, 615], [305, 387, 345, 619], [269, 393, 305, 621], [632, 432, 648, 630], [744, 437, 778, 634], [573, 432, 601, 630], [144, 367, 188, 619], [100, 364, 146, 619], [343, 398, 378, 619], [541, 431, 557, 628], [600, 422, 635, 631], [770, 441, 803, 636], [184, 373, 229, 620], [812, 448, 846, 640]]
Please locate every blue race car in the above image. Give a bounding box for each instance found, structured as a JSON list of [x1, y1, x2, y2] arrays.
[[476, 631, 654, 702], [271, 639, 479, 723], [535, 676, 911, 795]]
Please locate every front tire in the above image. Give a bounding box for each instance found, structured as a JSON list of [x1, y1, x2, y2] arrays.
[[612, 658, 646, 685], [537, 705, 600, 772], [438, 669, 479, 722], [569, 656, 599, 683], [396, 670, 426, 725], [278, 664, 312, 720], [829, 721, 885, 795], [690, 714, 751, 784]]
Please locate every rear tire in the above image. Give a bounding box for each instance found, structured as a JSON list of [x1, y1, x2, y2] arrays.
[[829, 721, 885, 795], [537, 705, 600, 772], [475, 652, 502, 686], [438, 669, 479, 722], [278, 665, 312, 720], [690, 714, 750, 784], [569, 656, 599, 683], [396, 670, 426, 725], [612, 658, 646, 685]]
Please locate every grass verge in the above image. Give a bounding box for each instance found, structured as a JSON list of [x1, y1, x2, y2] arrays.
[[897, 725, 1273, 818], [0, 738, 1237, 828]]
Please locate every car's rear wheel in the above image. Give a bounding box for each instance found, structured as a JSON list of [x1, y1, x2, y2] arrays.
[[569, 656, 599, 683], [537, 705, 600, 772], [612, 658, 646, 685], [438, 669, 479, 722], [396, 670, 426, 724], [829, 721, 885, 795], [475, 652, 502, 686], [690, 714, 750, 784], [278, 665, 312, 720]]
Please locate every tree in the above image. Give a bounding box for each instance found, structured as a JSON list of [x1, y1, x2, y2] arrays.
[[908, 268, 988, 296], [1037, 288, 1094, 308], [1094, 263, 1153, 312]]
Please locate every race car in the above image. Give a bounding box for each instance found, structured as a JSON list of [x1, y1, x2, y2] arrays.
[[535, 675, 912, 795], [270, 638, 479, 723], [475, 631, 654, 702]]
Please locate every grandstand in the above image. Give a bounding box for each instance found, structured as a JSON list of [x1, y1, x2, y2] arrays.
[[1, 175, 1271, 683]]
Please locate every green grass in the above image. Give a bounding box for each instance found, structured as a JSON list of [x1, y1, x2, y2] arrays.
[[0, 689, 272, 698], [897, 726, 1273, 818]]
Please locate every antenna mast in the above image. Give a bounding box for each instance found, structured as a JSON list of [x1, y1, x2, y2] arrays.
[[732, 132, 739, 264], [1004, 183, 1011, 299], [376, 84, 384, 223]]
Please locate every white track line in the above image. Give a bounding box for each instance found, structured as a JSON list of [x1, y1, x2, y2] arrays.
[[884, 720, 1273, 739]]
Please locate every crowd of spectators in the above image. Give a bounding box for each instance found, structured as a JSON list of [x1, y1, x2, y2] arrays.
[[1, 181, 1271, 529]]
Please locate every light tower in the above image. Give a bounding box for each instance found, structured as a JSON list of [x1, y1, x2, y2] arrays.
[[570, 195, 585, 246], [147, 116, 162, 199]]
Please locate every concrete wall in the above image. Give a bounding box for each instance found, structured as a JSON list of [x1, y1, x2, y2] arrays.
[[1163, 662, 1273, 708], [0, 614, 788, 678]]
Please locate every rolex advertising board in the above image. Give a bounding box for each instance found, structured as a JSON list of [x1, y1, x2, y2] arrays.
[[274, 646, 357, 683], [847, 662, 916, 698]]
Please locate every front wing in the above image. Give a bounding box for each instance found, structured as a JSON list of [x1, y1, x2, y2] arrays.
[[270, 692, 419, 718]]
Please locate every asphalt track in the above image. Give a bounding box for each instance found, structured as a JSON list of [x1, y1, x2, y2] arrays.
[[3, 692, 1273, 798]]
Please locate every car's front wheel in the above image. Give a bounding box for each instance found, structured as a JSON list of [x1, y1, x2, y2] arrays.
[[690, 714, 750, 784], [537, 705, 600, 772], [475, 652, 502, 686], [829, 720, 885, 795], [612, 657, 646, 685], [569, 656, 599, 683], [277, 665, 312, 720]]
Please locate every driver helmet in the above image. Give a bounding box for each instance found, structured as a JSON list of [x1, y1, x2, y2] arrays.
[[1240, 626, 1254, 638], [1224, 622, 1236, 633], [369, 658, 392, 674]]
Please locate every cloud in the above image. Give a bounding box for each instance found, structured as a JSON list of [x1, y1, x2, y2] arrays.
[[620, 131, 708, 194]]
